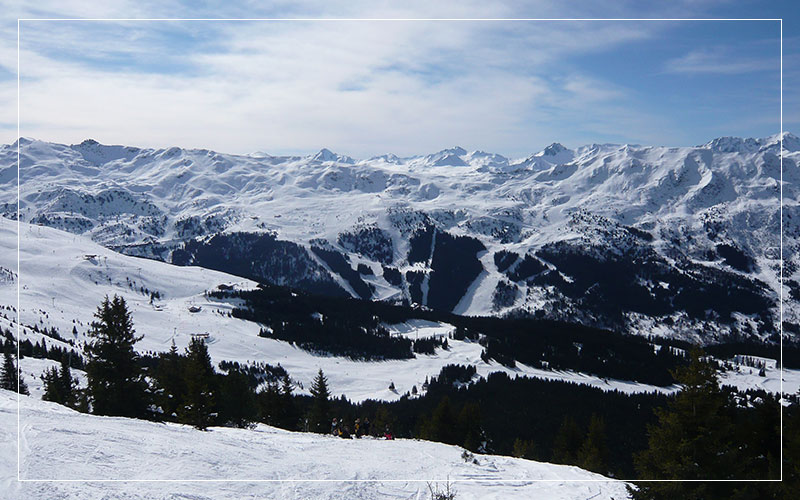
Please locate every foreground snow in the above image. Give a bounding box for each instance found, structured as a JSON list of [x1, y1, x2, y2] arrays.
[[0, 390, 631, 500]]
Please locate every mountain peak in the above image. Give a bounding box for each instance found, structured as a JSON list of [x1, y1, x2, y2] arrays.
[[702, 136, 762, 154], [422, 146, 468, 167], [774, 131, 800, 152], [311, 148, 355, 164], [541, 143, 568, 156], [442, 146, 467, 156], [531, 142, 574, 166]]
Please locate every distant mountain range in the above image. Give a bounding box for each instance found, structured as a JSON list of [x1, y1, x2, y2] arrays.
[[2, 133, 797, 344]]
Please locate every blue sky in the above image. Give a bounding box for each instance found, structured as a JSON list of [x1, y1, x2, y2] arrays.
[[2, 1, 798, 157]]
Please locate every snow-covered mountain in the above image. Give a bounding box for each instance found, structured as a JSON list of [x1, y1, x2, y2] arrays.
[[6, 217, 797, 404], [4, 218, 702, 402], [2, 133, 796, 344], [0, 390, 632, 500]]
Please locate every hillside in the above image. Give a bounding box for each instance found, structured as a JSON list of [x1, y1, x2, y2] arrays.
[[5, 218, 797, 402], [0, 390, 632, 500], [2, 134, 796, 343], [0, 218, 681, 399]]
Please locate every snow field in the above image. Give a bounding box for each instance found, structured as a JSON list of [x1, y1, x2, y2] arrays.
[[0, 390, 632, 500]]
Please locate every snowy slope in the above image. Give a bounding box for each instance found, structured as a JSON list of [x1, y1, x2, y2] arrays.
[[4, 217, 799, 404], [3, 218, 697, 401], [0, 390, 632, 500], [1, 134, 795, 343]]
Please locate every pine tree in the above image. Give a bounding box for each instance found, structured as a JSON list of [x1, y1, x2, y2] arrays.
[[308, 369, 330, 433], [258, 378, 281, 426], [1, 348, 17, 390], [218, 370, 255, 428], [42, 366, 61, 402], [1, 347, 29, 394], [279, 374, 298, 429], [85, 295, 147, 417], [552, 415, 583, 465], [154, 340, 184, 420], [42, 358, 77, 407], [457, 401, 482, 452], [512, 438, 537, 460], [59, 355, 77, 407], [372, 406, 394, 437], [180, 336, 216, 430], [424, 396, 458, 444], [631, 349, 737, 499], [577, 414, 609, 474]]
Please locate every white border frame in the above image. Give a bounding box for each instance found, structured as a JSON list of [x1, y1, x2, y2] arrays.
[[15, 17, 784, 485]]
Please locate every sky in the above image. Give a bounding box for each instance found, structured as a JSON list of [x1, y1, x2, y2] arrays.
[[1, 1, 798, 158]]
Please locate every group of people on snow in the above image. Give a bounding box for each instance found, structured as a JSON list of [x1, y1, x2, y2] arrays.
[[331, 417, 393, 440]]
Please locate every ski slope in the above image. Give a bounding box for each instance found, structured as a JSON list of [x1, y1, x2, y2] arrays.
[[0, 390, 632, 500], [2, 218, 696, 401], [3, 218, 799, 403]]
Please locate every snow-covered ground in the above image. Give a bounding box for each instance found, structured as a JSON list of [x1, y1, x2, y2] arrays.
[[718, 355, 800, 396], [0, 218, 684, 401], [0, 390, 632, 500], [3, 218, 799, 403]]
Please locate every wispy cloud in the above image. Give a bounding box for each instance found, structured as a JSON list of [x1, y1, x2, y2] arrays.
[[11, 17, 664, 156], [664, 48, 776, 75], [0, 1, 790, 154]]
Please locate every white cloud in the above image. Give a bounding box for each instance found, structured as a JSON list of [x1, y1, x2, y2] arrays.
[[8, 16, 666, 156], [664, 48, 777, 75], [0, 1, 788, 154]]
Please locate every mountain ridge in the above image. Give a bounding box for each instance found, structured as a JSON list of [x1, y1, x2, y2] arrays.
[[3, 133, 796, 344]]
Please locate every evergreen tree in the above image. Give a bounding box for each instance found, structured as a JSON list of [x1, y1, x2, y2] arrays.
[[279, 374, 298, 429], [372, 406, 395, 437], [512, 438, 537, 460], [778, 402, 800, 498], [456, 401, 482, 452], [41, 366, 61, 402], [631, 350, 737, 499], [58, 355, 78, 408], [85, 295, 147, 417], [1, 348, 17, 390], [218, 370, 256, 428], [154, 340, 184, 420], [424, 396, 458, 444], [257, 378, 281, 426], [577, 414, 609, 474], [41, 356, 77, 408], [308, 369, 330, 433], [1, 347, 29, 395], [552, 415, 583, 465], [180, 336, 215, 430]]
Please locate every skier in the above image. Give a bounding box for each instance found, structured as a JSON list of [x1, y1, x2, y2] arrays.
[[383, 425, 394, 440], [331, 417, 339, 436], [354, 418, 361, 438]]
